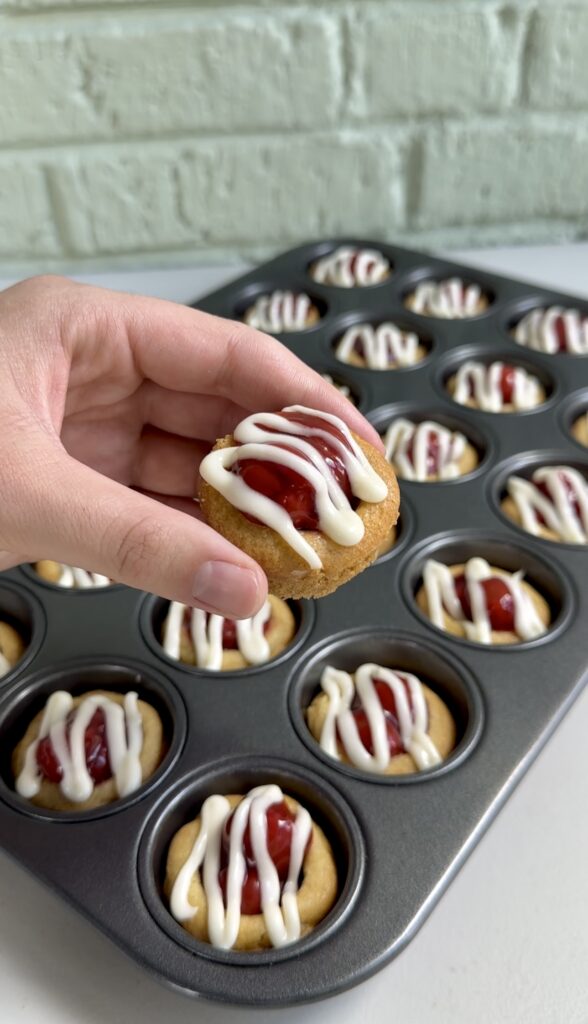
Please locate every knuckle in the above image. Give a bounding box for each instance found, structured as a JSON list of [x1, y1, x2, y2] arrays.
[[109, 514, 167, 581]]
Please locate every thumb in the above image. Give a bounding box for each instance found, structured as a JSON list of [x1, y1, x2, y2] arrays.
[[21, 453, 268, 619]]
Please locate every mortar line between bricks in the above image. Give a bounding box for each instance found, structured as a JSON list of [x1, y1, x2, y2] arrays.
[[1, 110, 588, 159], [0, 1, 344, 27], [2, 219, 587, 280]]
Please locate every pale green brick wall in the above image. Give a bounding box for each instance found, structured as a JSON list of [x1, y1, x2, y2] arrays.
[[0, 0, 587, 272]]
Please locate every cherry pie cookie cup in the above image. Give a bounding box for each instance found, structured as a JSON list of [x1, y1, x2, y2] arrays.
[[512, 306, 588, 356], [243, 292, 320, 334], [12, 689, 164, 812], [165, 789, 338, 951], [161, 594, 296, 671], [415, 559, 550, 646], [446, 361, 546, 414], [500, 466, 588, 545], [383, 418, 478, 483], [571, 411, 588, 448], [405, 278, 489, 319], [309, 246, 391, 288], [0, 621, 25, 677], [334, 322, 428, 371], [34, 560, 111, 589], [199, 408, 400, 600], [306, 663, 456, 776]]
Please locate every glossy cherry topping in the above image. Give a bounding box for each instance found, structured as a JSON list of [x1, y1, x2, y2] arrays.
[[453, 574, 515, 632], [499, 365, 516, 403], [344, 677, 418, 757], [406, 431, 441, 476], [219, 799, 311, 915], [36, 708, 112, 785], [233, 411, 355, 531]]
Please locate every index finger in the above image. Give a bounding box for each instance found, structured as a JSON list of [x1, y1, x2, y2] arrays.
[[86, 287, 384, 450]]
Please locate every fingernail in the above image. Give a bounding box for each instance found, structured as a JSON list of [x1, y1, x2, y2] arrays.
[[192, 561, 264, 619]]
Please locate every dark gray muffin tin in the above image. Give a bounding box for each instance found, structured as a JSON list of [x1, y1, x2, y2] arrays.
[[0, 239, 587, 1006]]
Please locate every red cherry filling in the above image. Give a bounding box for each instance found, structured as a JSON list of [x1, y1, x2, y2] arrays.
[[500, 365, 516, 403], [219, 799, 312, 915], [343, 678, 417, 757], [453, 574, 515, 632], [183, 609, 271, 650], [406, 431, 441, 475], [233, 411, 356, 531], [533, 472, 582, 526], [466, 364, 516, 403], [35, 708, 112, 785]]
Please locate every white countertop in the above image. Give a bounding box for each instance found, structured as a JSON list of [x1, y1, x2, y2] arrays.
[[1, 244, 587, 1023]]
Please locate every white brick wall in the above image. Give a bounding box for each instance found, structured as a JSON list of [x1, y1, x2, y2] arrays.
[[0, 0, 586, 270]]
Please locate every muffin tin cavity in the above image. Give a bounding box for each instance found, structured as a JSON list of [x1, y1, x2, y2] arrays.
[[22, 561, 119, 593], [560, 387, 588, 450], [437, 343, 556, 415], [404, 532, 570, 649], [369, 402, 490, 484], [0, 581, 44, 682], [140, 595, 314, 677], [288, 629, 482, 784], [318, 367, 363, 407], [0, 659, 186, 821], [331, 313, 432, 372], [507, 298, 588, 356], [233, 281, 327, 335], [489, 450, 588, 546], [138, 757, 364, 968]]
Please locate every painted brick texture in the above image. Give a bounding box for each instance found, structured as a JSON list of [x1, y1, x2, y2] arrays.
[[0, 0, 586, 270]]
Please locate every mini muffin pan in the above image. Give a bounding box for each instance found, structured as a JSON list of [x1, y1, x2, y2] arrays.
[[0, 239, 587, 1006]]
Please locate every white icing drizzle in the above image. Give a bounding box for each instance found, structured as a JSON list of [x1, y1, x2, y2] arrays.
[[52, 564, 110, 589], [318, 663, 441, 773], [199, 405, 388, 569], [423, 556, 547, 644], [514, 307, 588, 355], [506, 466, 588, 544], [0, 651, 11, 677], [244, 292, 314, 333], [170, 784, 313, 950], [163, 600, 272, 670], [408, 278, 485, 318], [311, 247, 390, 288], [452, 360, 542, 412], [321, 373, 351, 399], [335, 322, 421, 369], [383, 418, 467, 481], [16, 691, 143, 803]]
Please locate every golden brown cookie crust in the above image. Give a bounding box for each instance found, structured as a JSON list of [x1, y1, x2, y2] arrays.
[[446, 373, 546, 412], [500, 495, 572, 543], [571, 413, 588, 448], [168, 594, 297, 670], [200, 432, 400, 600], [339, 343, 428, 370], [34, 560, 63, 584], [0, 621, 25, 669], [12, 690, 164, 812], [405, 291, 488, 318], [306, 681, 456, 775], [243, 302, 320, 331], [387, 438, 478, 482], [415, 562, 551, 645], [164, 793, 338, 951]]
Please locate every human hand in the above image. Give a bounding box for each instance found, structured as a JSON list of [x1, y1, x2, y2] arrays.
[[0, 276, 382, 617]]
